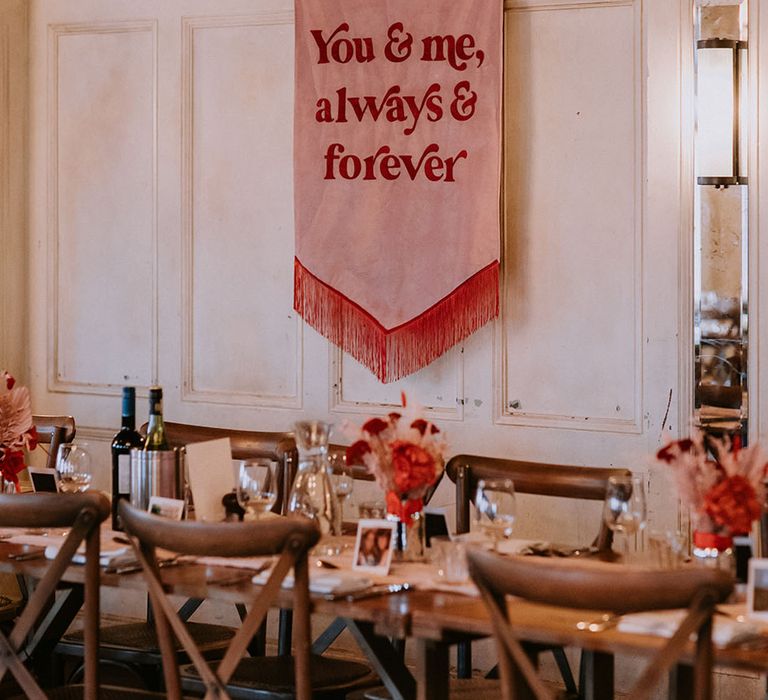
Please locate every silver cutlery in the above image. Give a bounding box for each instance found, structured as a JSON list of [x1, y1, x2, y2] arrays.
[[316, 559, 340, 569], [8, 549, 45, 561], [325, 582, 411, 602], [107, 555, 181, 575], [576, 613, 617, 632]]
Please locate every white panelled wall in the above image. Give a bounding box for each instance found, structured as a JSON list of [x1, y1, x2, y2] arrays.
[[19, 0, 685, 538], [3, 0, 764, 693]]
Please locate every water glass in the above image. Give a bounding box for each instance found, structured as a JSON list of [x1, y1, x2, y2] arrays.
[[431, 537, 469, 584], [474, 478, 516, 550], [237, 459, 278, 520], [647, 530, 685, 569], [56, 443, 92, 493]]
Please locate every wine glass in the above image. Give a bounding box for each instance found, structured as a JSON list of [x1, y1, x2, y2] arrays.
[[329, 452, 354, 524], [474, 479, 516, 551], [602, 475, 647, 559], [56, 442, 92, 493], [237, 459, 278, 521]]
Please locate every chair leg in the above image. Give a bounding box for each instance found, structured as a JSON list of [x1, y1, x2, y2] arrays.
[[457, 640, 472, 678], [578, 650, 613, 700], [278, 609, 293, 656], [693, 616, 714, 700], [552, 647, 578, 697]]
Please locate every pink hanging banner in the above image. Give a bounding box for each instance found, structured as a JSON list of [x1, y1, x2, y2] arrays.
[[294, 0, 502, 383]]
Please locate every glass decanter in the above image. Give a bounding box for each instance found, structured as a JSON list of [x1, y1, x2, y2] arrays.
[[288, 421, 340, 537]]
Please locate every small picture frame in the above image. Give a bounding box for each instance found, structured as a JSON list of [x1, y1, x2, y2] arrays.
[[28, 467, 60, 493], [147, 496, 185, 521], [353, 519, 396, 576], [747, 558, 768, 620]]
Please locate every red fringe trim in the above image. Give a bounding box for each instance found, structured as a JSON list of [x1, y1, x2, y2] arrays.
[[294, 258, 499, 383]]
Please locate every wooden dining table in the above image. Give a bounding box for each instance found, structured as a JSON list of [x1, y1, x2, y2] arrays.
[[3, 537, 768, 700]]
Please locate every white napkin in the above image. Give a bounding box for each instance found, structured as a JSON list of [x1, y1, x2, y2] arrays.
[[44, 541, 129, 567], [252, 568, 373, 595], [617, 608, 763, 647], [452, 533, 546, 556], [194, 555, 273, 571]]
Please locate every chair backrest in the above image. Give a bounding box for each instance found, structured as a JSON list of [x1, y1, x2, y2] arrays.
[[118, 501, 319, 700], [467, 548, 732, 700], [141, 421, 297, 515], [446, 454, 632, 550], [32, 415, 76, 469], [0, 492, 109, 700]]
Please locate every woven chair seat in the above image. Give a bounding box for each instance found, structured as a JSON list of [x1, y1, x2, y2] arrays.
[[61, 620, 235, 654], [181, 655, 375, 699]]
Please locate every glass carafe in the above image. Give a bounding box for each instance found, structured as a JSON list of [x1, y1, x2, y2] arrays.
[[288, 421, 340, 536]]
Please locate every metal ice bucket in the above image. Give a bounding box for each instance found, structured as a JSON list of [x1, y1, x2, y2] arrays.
[[129, 448, 183, 510]]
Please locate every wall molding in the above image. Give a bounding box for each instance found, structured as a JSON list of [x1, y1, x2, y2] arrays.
[[505, 0, 633, 12], [180, 12, 302, 409], [328, 346, 465, 421], [495, 0, 643, 434], [47, 20, 158, 396], [0, 24, 9, 366]]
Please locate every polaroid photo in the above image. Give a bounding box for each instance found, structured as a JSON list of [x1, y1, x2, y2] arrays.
[[747, 558, 768, 620], [28, 467, 60, 493], [147, 496, 185, 521], [353, 519, 396, 576]]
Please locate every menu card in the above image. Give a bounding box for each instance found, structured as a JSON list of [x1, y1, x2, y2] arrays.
[[185, 438, 232, 522]]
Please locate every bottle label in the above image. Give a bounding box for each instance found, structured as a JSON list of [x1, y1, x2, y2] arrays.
[[118, 454, 131, 493]]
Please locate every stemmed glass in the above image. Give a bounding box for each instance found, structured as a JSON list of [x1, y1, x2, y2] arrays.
[[329, 453, 354, 526], [474, 479, 516, 551], [56, 442, 92, 493], [602, 475, 647, 560], [236, 459, 278, 521]]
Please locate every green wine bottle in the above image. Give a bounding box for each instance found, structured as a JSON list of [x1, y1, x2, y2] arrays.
[[143, 386, 170, 451]]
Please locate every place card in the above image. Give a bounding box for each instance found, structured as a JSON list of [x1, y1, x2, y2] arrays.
[[185, 438, 232, 522]]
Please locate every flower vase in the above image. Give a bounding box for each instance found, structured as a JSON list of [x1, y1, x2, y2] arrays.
[[0, 476, 16, 494], [387, 492, 426, 562], [692, 530, 735, 574]]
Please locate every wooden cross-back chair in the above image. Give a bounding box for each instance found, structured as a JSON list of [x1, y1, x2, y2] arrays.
[[468, 549, 733, 700], [118, 502, 320, 700], [151, 422, 298, 515], [32, 415, 76, 469], [447, 454, 632, 550], [58, 423, 297, 687], [0, 492, 108, 700], [446, 454, 633, 689]]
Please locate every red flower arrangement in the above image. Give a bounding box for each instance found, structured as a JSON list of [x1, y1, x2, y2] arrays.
[[657, 431, 765, 537], [344, 394, 447, 523], [0, 371, 37, 491]]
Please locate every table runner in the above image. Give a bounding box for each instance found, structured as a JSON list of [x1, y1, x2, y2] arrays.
[[294, 0, 503, 382]]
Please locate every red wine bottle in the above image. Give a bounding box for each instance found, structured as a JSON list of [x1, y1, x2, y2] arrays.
[[111, 387, 143, 530]]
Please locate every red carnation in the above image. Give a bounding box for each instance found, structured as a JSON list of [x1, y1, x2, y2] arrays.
[[346, 440, 372, 466], [410, 419, 439, 436], [657, 438, 694, 464], [0, 449, 26, 490], [391, 441, 436, 496], [704, 475, 762, 535], [26, 426, 38, 452], [388, 412, 402, 422], [362, 418, 389, 436]]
